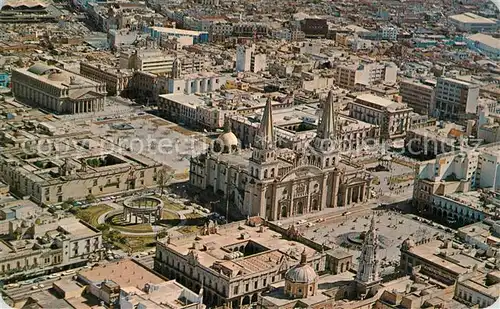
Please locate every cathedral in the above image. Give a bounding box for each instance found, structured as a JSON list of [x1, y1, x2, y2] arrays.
[[189, 90, 373, 220]]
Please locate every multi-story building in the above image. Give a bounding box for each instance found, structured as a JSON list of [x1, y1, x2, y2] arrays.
[[236, 44, 267, 73], [380, 25, 399, 41], [400, 237, 485, 285], [79, 62, 133, 96], [149, 27, 209, 44], [154, 219, 327, 308], [434, 77, 480, 123], [399, 79, 436, 115], [0, 131, 162, 204], [466, 33, 500, 60], [349, 93, 412, 140], [158, 93, 229, 130], [232, 23, 269, 37], [455, 270, 500, 308], [120, 50, 206, 75], [405, 122, 465, 158], [190, 92, 373, 220], [334, 61, 397, 90], [155, 60, 227, 96], [449, 13, 498, 33], [0, 218, 102, 280], [79, 259, 205, 309], [11, 63, 106, 114]]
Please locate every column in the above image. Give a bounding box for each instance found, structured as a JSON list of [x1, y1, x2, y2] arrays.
[[73, 102, 75, 114], [361, 184, 367, 202], [332, 171, 340, 208], [348, 188, 353, 206], [342, 188, 348, 206], [358, 185, 362, 203], [321, 174, 328, 210], [135, 213, 138, 224]]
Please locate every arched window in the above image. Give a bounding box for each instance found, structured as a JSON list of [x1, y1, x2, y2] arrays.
[[326, 158, 330, 166], [264, 170, 268, 178], [271, 168, 275, 177]]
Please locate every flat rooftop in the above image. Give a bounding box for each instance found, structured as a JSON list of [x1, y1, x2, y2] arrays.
[[355, 93, 408, 111], [449, 13, 497, 25], [406, 239, 480, 276], [79, 259, 166, 288], [160, 222, 318, 274], [151, 26, 208, 36]]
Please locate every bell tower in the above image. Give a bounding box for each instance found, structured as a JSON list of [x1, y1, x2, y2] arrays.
[[250, 97, 279, 181], [356, 215, 381, 297], [309, 90, 340, 169]]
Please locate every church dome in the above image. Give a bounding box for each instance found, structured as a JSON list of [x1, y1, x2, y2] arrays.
[[218, 131, 238, 148], [47, 71, 70, 83], [285, 263, 318, 283]]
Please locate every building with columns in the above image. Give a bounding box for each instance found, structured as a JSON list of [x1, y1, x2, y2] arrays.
[[11, 63, 106, 114], [154, 218, 327, 308], [189, 91, 373, 220]]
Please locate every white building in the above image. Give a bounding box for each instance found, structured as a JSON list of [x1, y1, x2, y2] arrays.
[[349, 93, 412, 140], [466, 33, 500, 59], [334, 61, 397, 90], [434, 77, 480, 123], [449, 13, 498, 32], [380, 26, 399, 41], [236, 44, 267, 73]]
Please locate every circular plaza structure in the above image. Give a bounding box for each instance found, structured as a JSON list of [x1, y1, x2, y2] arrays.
[[123, 196, 164, 224]]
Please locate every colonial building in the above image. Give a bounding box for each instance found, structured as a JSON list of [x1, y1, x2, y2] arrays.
[[189, 91, 373, 220], [154, 219, 327, 308], [11, 63, 107, 114]]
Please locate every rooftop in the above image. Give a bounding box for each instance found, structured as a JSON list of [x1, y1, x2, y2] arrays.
[[159, 222, 318, 277], [449, 13, 497, 25], [79, 259, 166, 288]]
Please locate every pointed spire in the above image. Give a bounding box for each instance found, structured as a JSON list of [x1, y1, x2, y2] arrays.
[[300, 247, 307, 265], [318, 90, 337, 140], [257, 97, 274, 149], [223, 117, 231, 133]]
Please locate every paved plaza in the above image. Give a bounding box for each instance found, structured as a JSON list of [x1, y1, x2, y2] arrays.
[[296, 210, 453, 274], [88, 114, 208, 174]]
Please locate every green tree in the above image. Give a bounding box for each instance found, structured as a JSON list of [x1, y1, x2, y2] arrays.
[[86, 194, 96, 203], [157, 167, 174, 197]]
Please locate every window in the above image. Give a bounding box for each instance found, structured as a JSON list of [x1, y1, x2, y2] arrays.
[[93, 179, 97, 186], [140, 171, 144, 177], [245, 283, 249, 292], [254, 281, 258, 289], [234, 286, 239, 295], [263, 279, 266, 286]]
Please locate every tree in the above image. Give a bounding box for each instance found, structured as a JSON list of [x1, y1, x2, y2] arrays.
[[86, 194, 96, 203], [157, 167, 174, 197]]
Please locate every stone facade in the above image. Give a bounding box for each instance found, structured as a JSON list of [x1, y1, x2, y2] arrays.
[[11, 63, 106, 114], [190, 91, 373, 220]]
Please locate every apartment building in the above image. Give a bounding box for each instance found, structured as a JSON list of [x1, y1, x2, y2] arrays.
[[399, 79, 436, 115], [120, 50, 206, 74], [349, 93, 412, 140], [334, 61, 397, 90], [434, 77, 480, 123], [236, 44, 267, 73]]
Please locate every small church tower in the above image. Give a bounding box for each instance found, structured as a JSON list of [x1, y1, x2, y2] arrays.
[[356, 215, 381, 297], [172, 58, 182, 79]]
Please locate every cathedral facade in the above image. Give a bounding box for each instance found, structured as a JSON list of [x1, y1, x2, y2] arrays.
[[189, 91, 373, 221]]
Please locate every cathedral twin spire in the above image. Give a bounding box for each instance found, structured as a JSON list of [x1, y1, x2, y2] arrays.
[[255, 97, 275, 150], [317, 90, 338, 141]]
